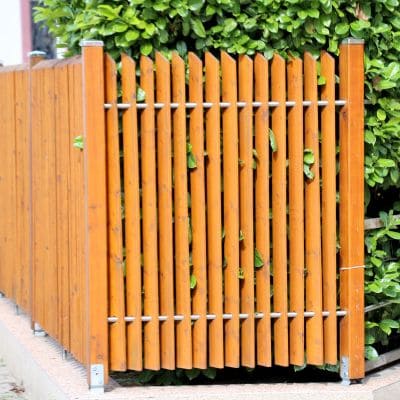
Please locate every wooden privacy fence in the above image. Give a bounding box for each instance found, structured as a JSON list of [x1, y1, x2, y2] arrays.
[[0, 39, 364, 388]]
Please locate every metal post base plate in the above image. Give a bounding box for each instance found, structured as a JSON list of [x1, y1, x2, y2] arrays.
[[33, 322, 47, 337]]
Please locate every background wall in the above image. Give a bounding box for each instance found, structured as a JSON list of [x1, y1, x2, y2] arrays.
[[0, 0, 30, 65]]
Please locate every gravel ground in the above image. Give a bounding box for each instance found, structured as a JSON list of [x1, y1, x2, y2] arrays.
[[0, 358, 27, 400]]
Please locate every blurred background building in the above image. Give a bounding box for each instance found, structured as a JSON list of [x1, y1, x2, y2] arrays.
[[0, 0, 55, 65]]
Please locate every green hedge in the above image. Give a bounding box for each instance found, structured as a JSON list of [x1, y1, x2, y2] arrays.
[[35, 0, 400, 367]]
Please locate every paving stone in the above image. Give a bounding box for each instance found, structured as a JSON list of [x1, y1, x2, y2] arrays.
[[0, 359, 27, 400]]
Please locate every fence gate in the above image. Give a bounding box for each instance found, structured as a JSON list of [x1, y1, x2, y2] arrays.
[[0, 38, 364, 389]]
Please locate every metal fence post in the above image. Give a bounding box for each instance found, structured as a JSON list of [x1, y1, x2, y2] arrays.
[[339, 38, 365, 382], [81, 40, 108, 391]]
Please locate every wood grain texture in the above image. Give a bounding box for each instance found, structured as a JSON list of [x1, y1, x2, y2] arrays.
[[54, 59, 71, 350], [221, 52, 240, 367], [156, 52, 175, 370], [105, 54, 126, 371], [304, 52, 323, 366], [189, 52, 208, 369], [172, 52, 192, 369], [339, 41, 365, 380], [254, 54, 271, 367], [238, 55, 255, 368], [205, 52, 224, 368], [321, 51, 337, 365], [14, 66, 30, 312], [121, 53, 143, 371], [82, 44, 109, 383], [140, 56, 160, 371], [271, 55, 288, 366], [287, 57, 304, 366], [0, 69, 16, 301]]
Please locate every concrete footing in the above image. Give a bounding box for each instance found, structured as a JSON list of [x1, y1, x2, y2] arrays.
[[1, 296, 400, 400]]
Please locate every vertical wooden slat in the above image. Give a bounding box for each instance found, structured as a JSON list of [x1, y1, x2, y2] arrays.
[[304, 52, 323, 366], [29, 52, 45, 329], [68, 59, 87, 363], [29, 52, 45, 327], [31, 64, 43, 331], [121, 54, 143, 371], [54, 59, 71, 350], [81, 41, 109, 385], [32, 61, 59, 340], [74, 61, 87, 365], [189, 52, 207, 369], [205, 52, 224, 368], [339, 39, 365, 380], [105, 54, 127, 371], [15, 66, 30, 311], [238, 55, 255, 367], [0, 69, 16, 300], [320, 51, 337, 365], [172, 52, 192, 369], [43, 62, 58, 340], [68, 59, 81, 362], [13, 66, 21, 305], [254, 54, 271, 367], [287, 57, 304, 366], [156, 52, 175, 370], [140, 55, 160, 370], [221, 52, 240, 367], [271, 55, 288, 366]]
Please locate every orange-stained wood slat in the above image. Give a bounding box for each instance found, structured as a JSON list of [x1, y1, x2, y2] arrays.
[[0, 69, 16, 301], [221, 52, 240, 367], [121, 53, 143, 371], [254, 54, 272, 367], [105, 54, 127, 371], [140, 56, 160, 370], [287, 57, 305, 366], [156, 52, 175, 370], [189, 52, 208, 369], [271, 54, 288, 366], [172, 52, 192, 369], [238, 55, 255, 368], [205, 52, 224, 368], [28, 54, 45, 330], [14, 66, 30, 312], [339, 40, 365, 380], [54, 59, 71, 350], [30, 65, 42, 329], [67, 60, 82, 362], [304, 52, 323, 366], [320, 51, 337, 365], [73, 60, 87, 365], [32, 61, 59, 341], [81, 43, 109, 384]]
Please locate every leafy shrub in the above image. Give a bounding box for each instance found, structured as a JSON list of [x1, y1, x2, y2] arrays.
[[365, 209, 400, 359], [34, 1, 400, 197]]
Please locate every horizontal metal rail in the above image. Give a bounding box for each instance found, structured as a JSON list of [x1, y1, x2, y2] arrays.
[[365, 347, 400, 372], [107, 310, 347, 323], [364, 300, 396, 313], [364, 214, 400, 231], [104, 99, 347, 110]]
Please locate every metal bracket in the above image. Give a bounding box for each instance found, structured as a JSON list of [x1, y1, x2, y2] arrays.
[[15, 304, 20, 315], [33, 322, 47, 337], [340, 356, 363, 385], [0, 292, 4, 298], [89, 364, 105, 393], [62, 349, 70, 360], [340, 356, 350, 385]]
